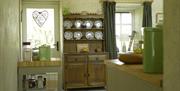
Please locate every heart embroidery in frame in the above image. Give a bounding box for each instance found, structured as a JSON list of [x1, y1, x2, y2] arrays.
[[32, 10, 48, 27]]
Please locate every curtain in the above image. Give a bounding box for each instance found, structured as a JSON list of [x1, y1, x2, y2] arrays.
[[142, 2, 152, 27], [103, 1, 117, 59]]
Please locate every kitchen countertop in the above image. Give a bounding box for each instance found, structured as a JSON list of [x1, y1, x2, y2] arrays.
[[105, 59, 163, 87], [18, 60, 61, 67]]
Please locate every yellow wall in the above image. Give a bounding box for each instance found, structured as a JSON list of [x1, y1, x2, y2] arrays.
[[62, 0, 103, 14]]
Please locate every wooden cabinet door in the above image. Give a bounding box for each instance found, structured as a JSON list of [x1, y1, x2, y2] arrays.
[[87, 55, 106, 86], [65, 63, 87, 88], [64, 55, 87, 88]]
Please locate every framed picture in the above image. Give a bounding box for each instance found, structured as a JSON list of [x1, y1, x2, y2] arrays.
[[77, 43, 89, 53], [156, 13, 163, 24]]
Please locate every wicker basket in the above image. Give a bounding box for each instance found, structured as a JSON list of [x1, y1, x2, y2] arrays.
[[119, 53, 143, 64]]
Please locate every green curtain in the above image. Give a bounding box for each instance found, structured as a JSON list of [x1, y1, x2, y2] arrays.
[[103, 1, 117, 59], [142, 2, 152, 27]]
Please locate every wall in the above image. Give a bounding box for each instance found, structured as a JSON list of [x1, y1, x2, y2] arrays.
[[152, 0, 163, 27], [0, 0, 20, 91], [62, 0, 102, 14], [134, 6, 143, 40], [133, 0, 163, 40], [164, 0, 180, 91]]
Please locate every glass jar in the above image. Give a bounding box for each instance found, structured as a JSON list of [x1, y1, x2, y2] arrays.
[[22, 42, 32, 61], [37, 76, 44, 88]]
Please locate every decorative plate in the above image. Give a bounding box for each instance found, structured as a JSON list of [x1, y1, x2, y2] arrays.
[[74, 31, 83, 40], [74, 20, 83, 29], [64, 31, 73, 40], [63, 20, 73, 29], [84, 20, 93, 29], [94, 20, 103, 28], [95, 31, 103, 40], [85, 31, 94, 40]]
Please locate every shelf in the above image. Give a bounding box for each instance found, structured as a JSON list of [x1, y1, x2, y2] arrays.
[[64, 39, 104, 41], [64, 28, 104, 30], [18, 61, 61, 67], [64, 52, 108, 55], [64, 14, 104, 19], [26, 88, 46, 91]]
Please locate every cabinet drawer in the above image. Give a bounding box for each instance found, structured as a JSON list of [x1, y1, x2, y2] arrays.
[[88, 55, 106, 62], [66, 55, 86, 63]]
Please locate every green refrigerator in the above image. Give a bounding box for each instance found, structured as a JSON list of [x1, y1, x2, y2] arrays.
[[143, 27, 163, 73]]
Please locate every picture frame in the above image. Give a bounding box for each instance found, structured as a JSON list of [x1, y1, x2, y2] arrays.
[[156, 12, 163, 24], [77, 43, 89, 53]]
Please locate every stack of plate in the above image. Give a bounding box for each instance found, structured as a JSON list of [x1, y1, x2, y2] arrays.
[[74, 20, 83, 29], [84, 20, 93, 29], [85, 31, 94, 40], [94, 20, 103, 28], [95, 31, 103, 40], [74, 31, 83, 40], [64, 20, 73, 29], [64, 31, 73, 40]]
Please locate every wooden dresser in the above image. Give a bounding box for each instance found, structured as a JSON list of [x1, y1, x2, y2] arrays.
[[63, 14, 108, 90], [63, 53, 107, 89]]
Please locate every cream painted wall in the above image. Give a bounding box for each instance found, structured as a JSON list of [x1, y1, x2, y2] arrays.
[[0, 0, 20, 91], [134, 6, 143, 40], [152, 0, 163, 27], [164, 0, 180, 91], [62, 0, 103, 14]]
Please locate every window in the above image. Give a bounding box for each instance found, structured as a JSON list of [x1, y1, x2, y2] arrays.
[[26, 8, 55, 48], [115, 12, 133, 53], [22, 2, 60, 59]]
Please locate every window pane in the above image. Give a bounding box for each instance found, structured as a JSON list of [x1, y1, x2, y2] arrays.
[[121, 25, 132, 35], [115, 13, 132, 53], [116, 38, 121, 52], [115, 13, 121, 24], [121, 13, 132, 24], [26, 8, 55, 48], [115, 24, 121, 36]]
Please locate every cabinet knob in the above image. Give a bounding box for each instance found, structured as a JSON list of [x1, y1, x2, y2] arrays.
[[96, 57, 99, 61]]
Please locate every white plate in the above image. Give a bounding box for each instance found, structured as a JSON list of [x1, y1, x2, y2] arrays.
[[74, 31, 83, 40], [86, 31, 94, 40], [84, 20, 93, 29], [74, 20, 83, 29], [64, 31, 73, 40], [94, 20, 103, 28], [95, 31, 103, 40], [63, 20, 73, 29]]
